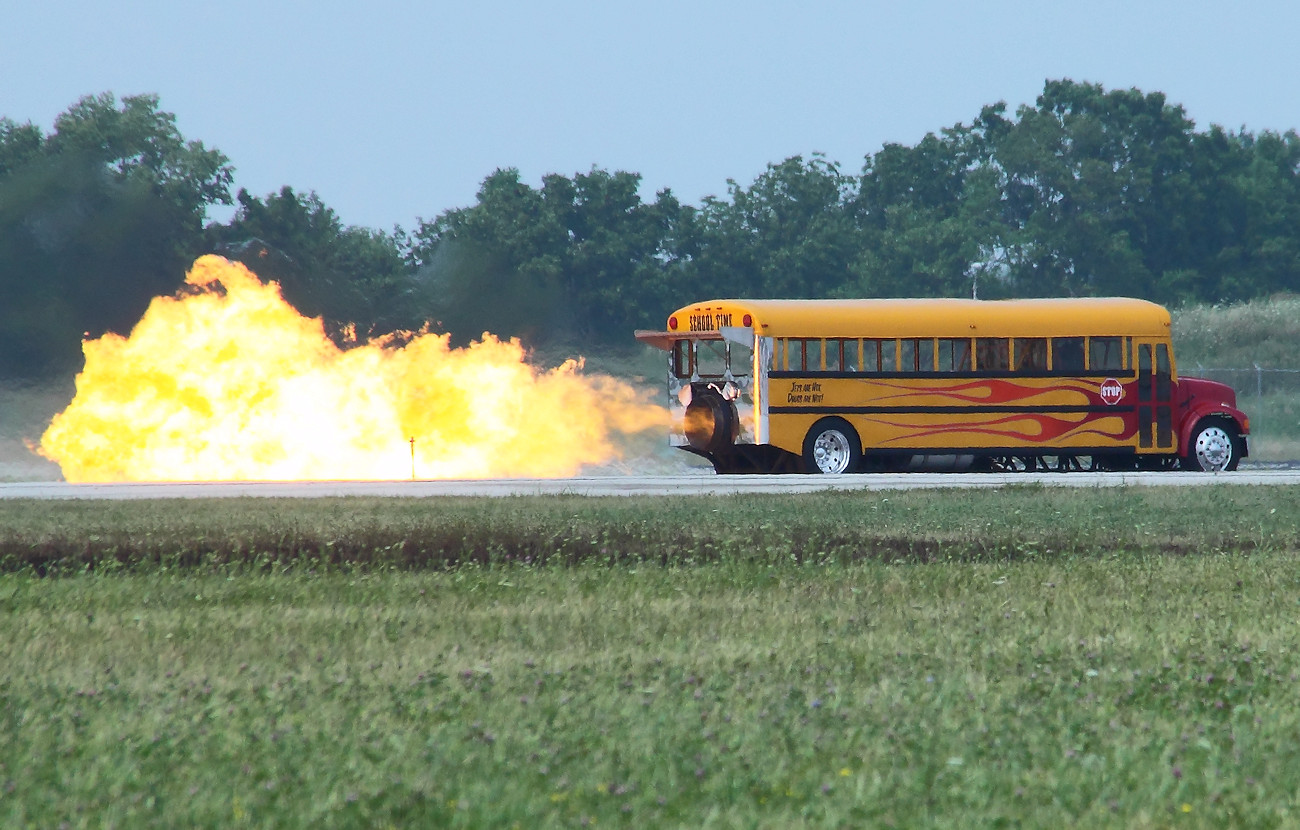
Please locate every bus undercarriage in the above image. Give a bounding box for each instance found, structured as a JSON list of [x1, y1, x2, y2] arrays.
[[688, 444, 1190, 475]]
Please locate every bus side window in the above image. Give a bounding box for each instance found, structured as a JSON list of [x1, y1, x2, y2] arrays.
[[880, 340, 898, 372], [862, 339, 879, 372], [976, 338, 1009, 371], [1090, 337, 1124, 371], [899, 339, 915, 373], [1012, 338, 1047, 372], [900, 338, 934, 373], [832, 338, 857, 372], [821, 339, 838, 372], [1052, 337, 1085, 372], [672, 340, 693, 379], [937, 338, 972, 371], [781, 339, 804, 371]]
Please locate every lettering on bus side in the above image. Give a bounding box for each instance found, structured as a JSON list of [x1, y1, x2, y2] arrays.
[[689, 312, 732, 332], [786, 381, 824, 404]]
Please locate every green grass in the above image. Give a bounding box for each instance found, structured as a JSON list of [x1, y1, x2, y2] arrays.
[[1237, 392, 1300, 462], [3, 488, 1300, 827], [2, 486, 1299, 573]]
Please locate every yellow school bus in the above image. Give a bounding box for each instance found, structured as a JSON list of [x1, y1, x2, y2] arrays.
[[635, 298, 1250, 474]]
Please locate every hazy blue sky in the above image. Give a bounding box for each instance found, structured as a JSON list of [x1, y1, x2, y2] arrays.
[[5, 0, 1297, 231]]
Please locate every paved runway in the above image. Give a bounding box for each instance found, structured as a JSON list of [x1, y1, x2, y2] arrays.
[[1, 469, 1296, 499]]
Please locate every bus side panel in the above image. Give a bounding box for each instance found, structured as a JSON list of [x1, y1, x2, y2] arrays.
[[765, 375, 1141, 455]]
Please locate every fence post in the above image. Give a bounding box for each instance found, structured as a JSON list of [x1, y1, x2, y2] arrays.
[[1254, 363, 1263, 398]]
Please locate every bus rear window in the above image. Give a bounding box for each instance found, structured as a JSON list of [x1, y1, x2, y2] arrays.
[[675, 339, 743, 378], [697, 340, 728, 377], [730, 341, 754, 376], [672, 340, 692, 379]]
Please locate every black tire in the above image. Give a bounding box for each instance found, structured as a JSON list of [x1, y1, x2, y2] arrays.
[[1183, 418, 1242, 472], [802, 418, 861, 475], [683, 392, 736, 454]]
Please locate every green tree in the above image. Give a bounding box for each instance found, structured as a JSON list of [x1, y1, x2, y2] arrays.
[[1190, 128, 1300, 300], [0, 118, 42, 177], [851, 129, 995, 298], [685, 155, 858, 299], [406, 167, 688, 345], [405, 168, 568, 344], [978, 80, 1201, 300], [0, 93, 232, 378]]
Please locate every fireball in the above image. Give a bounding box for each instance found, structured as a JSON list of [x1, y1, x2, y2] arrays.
[[39, 255, 665, 481]]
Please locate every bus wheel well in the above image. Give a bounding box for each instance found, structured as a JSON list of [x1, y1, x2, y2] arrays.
[[802, 417, 862, 475]]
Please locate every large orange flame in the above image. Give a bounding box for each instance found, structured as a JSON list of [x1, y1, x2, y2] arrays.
[[39, 255, 666, 482]]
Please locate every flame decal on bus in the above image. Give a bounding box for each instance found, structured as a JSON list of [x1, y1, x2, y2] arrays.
[[868, 412, 1136, 446], [865, 378, 1110, 407]]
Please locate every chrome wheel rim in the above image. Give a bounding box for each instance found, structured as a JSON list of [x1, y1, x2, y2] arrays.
[[1195, 425, 1233, 472], [813, 429, 853, 474]]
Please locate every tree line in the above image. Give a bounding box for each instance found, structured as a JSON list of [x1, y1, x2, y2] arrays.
[[2, 80, 1298, 378]]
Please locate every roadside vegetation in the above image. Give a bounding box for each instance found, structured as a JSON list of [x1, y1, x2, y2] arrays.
[[1172, 295, 1300, 370], [2, 487, 1298, 573], [1172, 294, 1300, 462], [3, 488, 1300, 826]]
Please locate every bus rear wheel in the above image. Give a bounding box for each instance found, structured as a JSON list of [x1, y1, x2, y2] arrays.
[[803, 418, 861, 474], [1183, 418, 1241, 472]]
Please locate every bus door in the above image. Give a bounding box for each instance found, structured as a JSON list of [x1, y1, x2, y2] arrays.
[[1135, 342, 1175, 451]]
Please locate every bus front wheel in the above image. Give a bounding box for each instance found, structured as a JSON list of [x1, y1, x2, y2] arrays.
[[803, 419, 861, 475], [1183, 418, 1242, 472]]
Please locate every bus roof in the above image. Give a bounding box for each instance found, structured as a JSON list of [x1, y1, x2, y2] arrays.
[[649, 298, 1172, 341]]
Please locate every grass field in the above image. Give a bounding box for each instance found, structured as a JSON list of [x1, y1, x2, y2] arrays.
[[1172, 295, 1300, 372], [3, 487, 1300, 827]]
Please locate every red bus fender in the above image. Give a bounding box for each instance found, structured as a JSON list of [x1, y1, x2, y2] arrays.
[[1177, 404, 1250, 458]]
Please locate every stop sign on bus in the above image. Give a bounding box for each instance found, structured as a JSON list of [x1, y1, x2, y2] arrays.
[[1100, 378, 1124, 405]]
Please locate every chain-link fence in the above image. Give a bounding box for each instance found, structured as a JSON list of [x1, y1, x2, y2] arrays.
[[1182, 366, 1300, 398]]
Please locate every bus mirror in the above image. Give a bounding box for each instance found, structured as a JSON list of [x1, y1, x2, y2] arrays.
[[720, 381, 741, 401]]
